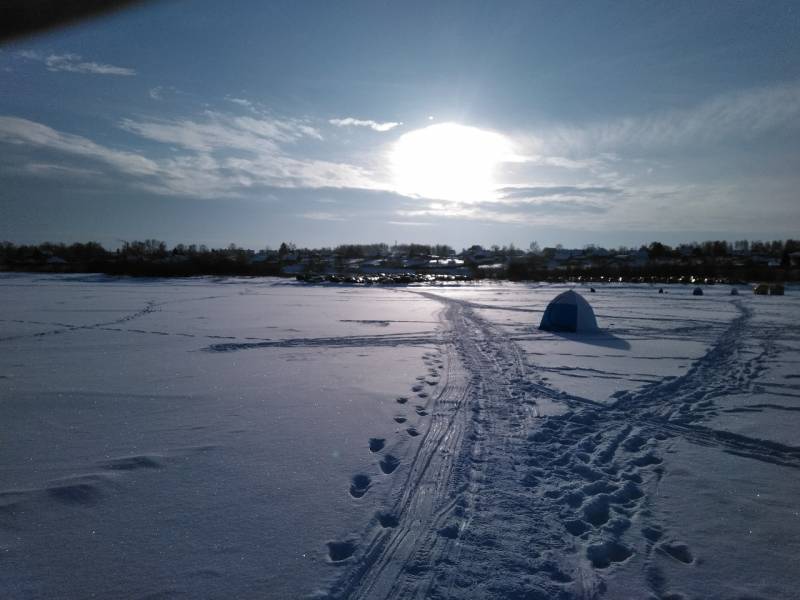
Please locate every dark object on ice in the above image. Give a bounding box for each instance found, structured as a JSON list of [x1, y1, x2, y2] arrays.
[[770, 283, 785, 295], [589, 287, 596, 293], [692, 287, 703, 296], [730, 287, 739, 295], [539, 290, 599, 333], [754, 283, 769, 295], [658, 287, 664, 294]]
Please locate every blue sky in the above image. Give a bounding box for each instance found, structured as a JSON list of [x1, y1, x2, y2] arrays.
[[1, 0, 799, 250]]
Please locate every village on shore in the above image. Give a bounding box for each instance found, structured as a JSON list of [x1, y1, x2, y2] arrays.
[[2, 239, 798, 283]]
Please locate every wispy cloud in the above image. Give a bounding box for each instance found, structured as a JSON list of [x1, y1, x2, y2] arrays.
[[0, 116, 157, 176], [398, 197, 612, 225], [497, 185, 622, 200], [22, 163, 103, 178], [329, 117, 402, 132], [0, 113, 383, 198], [300, 211, 346, 221], [120, 111, 322, 151], [545, 81, 800, 155], [226, 96, 255, 110], [18, 50, 136, 76]]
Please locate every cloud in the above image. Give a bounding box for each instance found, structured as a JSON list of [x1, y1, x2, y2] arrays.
[[119, 112, 322, 152], [222, 154, 381, 191], [226, 96, 255, 110], [0, 116, 157, 176], [224, 98, 324, 141], [116, 111, 376, 192], [397, 191, 615, 225], [497, 185, 622, 199], [329, 117, 402, 132], [545, 81, 800, 155], [22, 163, 103, 178], [300, 211, 346, 221], [6, 77, 796, 235], [18, 50, 135, 76], [0, 114, 384, 198]]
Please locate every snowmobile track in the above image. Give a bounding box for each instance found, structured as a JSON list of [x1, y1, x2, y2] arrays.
[[328, 294, 794, 599]]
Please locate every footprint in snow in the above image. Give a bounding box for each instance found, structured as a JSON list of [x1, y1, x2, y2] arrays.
[[437, 524, 459, 539], [642, 525, 664, 543], [658, 541, 694, 564], [586, 540, 633, 569], [349, 475, 371, 498], [327, 540, 356, 562], [379, 455, 400, 474], [394, 416, 407, 424], [368, 438, 385, 453], [377, 512, 399, 528]]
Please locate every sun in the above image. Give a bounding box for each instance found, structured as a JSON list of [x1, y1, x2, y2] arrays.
[[390, 122, 512, 202]]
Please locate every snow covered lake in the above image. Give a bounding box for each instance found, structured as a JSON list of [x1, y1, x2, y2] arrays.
[[1, 274, 799, 599]]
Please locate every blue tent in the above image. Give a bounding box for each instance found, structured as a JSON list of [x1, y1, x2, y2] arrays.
[[539, 290, 599, 333]]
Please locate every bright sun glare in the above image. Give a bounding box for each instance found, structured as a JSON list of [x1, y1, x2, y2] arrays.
[[390, 122, 512, 202]]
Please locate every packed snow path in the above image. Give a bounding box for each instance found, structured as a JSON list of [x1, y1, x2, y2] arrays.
[[328, 292, 800, 600]]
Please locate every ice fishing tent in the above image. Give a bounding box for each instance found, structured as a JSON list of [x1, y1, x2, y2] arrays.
[[539, 290, 599, 333], [770, 283, 785, 296], [693, 287, 703, 296]]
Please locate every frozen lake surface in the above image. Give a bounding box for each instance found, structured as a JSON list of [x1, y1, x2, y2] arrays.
[[1, 274, 799, 599]]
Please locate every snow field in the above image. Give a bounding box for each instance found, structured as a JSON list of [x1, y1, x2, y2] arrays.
[[1, 275, 798, 599]]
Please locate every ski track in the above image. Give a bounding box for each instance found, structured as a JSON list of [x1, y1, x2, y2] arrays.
[[327, 295, 799, 599]]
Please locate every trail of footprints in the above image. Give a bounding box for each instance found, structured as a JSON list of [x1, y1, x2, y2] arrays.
[[330, 350, 445, 563], [493, 403, 703, 600], [0, 447, 215, 525]]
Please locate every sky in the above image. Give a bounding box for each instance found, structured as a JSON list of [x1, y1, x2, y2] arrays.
[[1, 0, 799, 251]]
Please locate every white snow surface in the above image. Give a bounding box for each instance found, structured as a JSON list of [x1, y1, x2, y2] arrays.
[[1, 274, 799, 599]]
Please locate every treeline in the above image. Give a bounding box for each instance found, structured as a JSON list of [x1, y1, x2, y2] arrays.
[[504, 239, 800, 282], [636, 239, 797, 259], [321, 243, 455, 259], [0, 240, 281, 277], [1, 238, 798, 281]]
